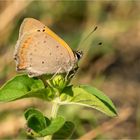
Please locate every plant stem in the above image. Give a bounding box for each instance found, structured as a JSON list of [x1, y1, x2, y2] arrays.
[[44, 97, 60, 140], [51, 98, 60, 118]]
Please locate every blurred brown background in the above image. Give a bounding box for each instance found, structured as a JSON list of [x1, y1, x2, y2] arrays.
[[0, 0, 140, 139]]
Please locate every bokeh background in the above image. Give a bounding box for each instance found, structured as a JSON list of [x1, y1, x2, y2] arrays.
[[0, 0, 140, 139]]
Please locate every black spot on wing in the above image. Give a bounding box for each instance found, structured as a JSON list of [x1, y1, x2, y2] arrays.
[[14, 57, 17, 60]]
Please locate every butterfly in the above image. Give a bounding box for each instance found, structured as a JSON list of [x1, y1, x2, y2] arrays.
[[14, 18, 83, 77]]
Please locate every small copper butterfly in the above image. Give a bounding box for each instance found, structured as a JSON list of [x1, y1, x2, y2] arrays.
[[14, 18, 82, 77]]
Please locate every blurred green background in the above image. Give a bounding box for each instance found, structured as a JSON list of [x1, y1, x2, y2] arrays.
[[0, 0, 140, 139]]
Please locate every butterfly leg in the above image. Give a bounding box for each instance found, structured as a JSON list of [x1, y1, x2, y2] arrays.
[[65, 70, 71, 81], [50, 67, 62, 80], [65, 64, 79, 81]]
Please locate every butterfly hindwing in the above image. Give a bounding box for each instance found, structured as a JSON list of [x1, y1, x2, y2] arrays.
[[14, 22, 76, 77]]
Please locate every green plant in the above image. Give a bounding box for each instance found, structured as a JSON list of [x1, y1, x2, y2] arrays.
[[0, 71, 117, 139]]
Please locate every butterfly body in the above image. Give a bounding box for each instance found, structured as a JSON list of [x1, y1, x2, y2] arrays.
[[14, 18, 82, 77]]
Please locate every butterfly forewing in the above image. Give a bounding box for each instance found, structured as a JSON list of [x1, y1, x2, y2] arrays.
[[19, 18, 45, 38]]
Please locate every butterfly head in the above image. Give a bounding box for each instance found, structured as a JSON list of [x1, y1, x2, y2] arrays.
[[74, 50, 83, 61]]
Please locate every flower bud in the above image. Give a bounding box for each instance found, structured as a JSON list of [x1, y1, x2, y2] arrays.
[[49, 74, 68, 92]]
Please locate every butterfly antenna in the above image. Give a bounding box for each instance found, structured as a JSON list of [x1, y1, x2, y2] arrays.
[[77, 26, 98, 49]]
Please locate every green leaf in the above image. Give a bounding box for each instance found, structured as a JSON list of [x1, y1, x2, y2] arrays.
[[52, 121, 75, 139], [39, 116, 65, 137], [0, 74, 53, 101], [25, 109, 65, 137], [24, 108, 48, 132], [27, 115, 45, 132], [20, 87, 54, 101], [60, 85, 117, 117]]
